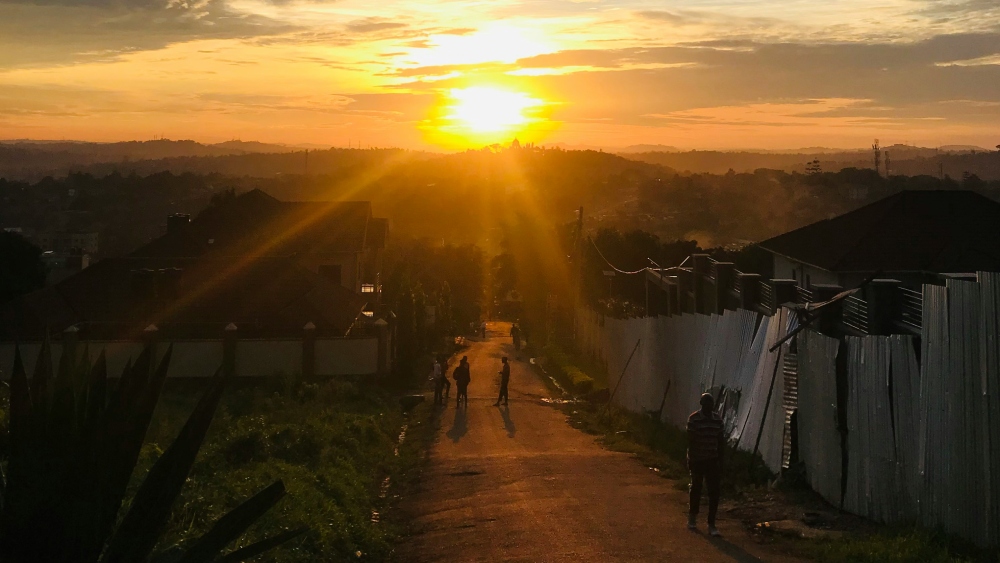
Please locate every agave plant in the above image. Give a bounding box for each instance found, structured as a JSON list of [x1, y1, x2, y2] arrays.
[[0, 338, 305, 563]]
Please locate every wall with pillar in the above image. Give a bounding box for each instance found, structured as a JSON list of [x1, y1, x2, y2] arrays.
[[0, 323, 383, 379]]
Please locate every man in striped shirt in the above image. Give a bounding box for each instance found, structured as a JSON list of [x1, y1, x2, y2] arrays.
[[687, 392, 724, 536]]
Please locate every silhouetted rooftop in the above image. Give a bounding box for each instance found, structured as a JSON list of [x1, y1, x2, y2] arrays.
[[134, 189, 383, 258], [758, 190, 1000, 273]]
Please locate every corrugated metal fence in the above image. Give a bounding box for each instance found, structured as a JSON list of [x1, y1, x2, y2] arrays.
[[577, 272, 1000, 547], [577, 307, 794, 473]]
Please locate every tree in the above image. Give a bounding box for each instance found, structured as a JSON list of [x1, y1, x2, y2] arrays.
[[0, 232, 47, 304]]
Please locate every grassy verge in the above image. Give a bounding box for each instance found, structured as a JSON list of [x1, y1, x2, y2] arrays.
[[562, 400, 773, 492], [539, 343, 597, 395], [550, 347, 998, 563], [135, 377, 436, 562], [793, 529, 974, 563]]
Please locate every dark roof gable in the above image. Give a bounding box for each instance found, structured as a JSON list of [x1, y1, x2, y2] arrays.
[[757, 190, 1000, 273], [134, 189, 379, 258]]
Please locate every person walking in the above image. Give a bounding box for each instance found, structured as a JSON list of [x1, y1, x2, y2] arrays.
[[453, 356, 471, 408], [510, 323, 521, 352], [494, 356, 510, 406], [432, 355, 450, 405], [480, 321, 487, 339], [687, 392, 724, 536]]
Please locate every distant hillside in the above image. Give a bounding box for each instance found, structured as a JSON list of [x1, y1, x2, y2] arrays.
[[0, 147, 675, 253], [0, 139, 304, 181], [622, 145, 1000, 180]]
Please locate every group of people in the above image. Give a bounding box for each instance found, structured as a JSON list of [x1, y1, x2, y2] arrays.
[[432, 354, 511, 408], [438, 321, 726, 535]]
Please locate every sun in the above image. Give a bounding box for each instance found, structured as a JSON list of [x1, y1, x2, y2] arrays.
[[446, 87, 543, 134]]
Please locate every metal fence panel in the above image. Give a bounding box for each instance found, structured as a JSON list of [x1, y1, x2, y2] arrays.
[[798, 330, 842, 507]]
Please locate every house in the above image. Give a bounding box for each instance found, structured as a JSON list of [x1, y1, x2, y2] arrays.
[[755, 190, 1000, 289], [33, 231, 100, 255], [139, 189, 388, 296], [0, 190, 389, 342]]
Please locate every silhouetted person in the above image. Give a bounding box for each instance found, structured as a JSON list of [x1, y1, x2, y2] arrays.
[[480, 321, 487, 339], [510, 323, 521, 352], [433, 355, 450, 405], [454, 356, 471, 408], [494, 356, 510, 406], [687, 393, 724, 536]]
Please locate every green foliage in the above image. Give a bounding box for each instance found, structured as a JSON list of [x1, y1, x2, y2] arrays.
[[564, 402, 773, 492], [563, 366, 594, 394], [803, 529, 975, 563], [0, 342, 299, 563], [138, 378, 419, 562], [0, 231, 46, 304], [542, 344, 595, 394]]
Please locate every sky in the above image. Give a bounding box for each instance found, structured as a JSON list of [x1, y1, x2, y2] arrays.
[[1, 0, 999, 150]]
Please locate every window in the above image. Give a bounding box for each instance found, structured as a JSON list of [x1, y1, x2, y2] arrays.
[[319, 264, 343, 286], [361, 283, 375, 293]]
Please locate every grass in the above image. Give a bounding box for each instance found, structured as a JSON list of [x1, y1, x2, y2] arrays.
[[563, 400, 773, 492], [132, 376, 436, 562], [541, 343, 595, 394], [795, 528, 989, 563], [548, 345, 1000, 563]]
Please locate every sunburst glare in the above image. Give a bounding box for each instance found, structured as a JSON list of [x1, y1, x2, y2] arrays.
[[447, 87, 542, 134]]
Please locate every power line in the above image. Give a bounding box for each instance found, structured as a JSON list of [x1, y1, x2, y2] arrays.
[[589, 237, 648, 275]]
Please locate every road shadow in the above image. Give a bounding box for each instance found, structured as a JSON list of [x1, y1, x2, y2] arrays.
[[446, 405, 468, 443], [499, 404, 516, 438], [705, 535, 764, 563]]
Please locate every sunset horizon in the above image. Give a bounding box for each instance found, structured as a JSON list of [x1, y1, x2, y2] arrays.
[[2, 0, 999, 151]]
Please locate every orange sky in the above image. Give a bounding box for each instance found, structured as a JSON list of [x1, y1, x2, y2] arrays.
[[1, 0, 999, 150]]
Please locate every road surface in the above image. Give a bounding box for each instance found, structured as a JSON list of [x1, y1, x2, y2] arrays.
[[394, 322, 803, 562]]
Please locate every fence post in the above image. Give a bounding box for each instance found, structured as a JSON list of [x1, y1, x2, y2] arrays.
[[302, 322, 316, 380], [63, 325, 79, 367], [771, 280, 797, 312], [738, 273, 761, 310], [224, 323, 238, 378], [691, 254, 710, 314], [375, 318, 389, 375], [714, 262, 734, 313], [865, 279, 901, 335], [142, 324, 159, 360]]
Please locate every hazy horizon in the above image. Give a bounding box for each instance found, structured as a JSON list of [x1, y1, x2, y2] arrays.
[[1, 137, 993, 155], [2, 1, 999, 151]]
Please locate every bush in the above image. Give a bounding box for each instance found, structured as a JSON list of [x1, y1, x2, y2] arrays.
[[564, 366, 594, 394], [542, 344, 596, 395]]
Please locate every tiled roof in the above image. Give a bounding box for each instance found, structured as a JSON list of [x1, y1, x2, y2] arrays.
[[758, 190, 1000, 273]]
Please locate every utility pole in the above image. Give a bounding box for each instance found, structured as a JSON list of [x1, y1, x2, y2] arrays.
[[574, 206, 583, 341], [872, 139, 882, 176]]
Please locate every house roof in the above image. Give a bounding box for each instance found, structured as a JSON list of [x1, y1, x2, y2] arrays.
[[0, 255, 367, 340], [758, 190, 1000, 273], [134, 189, 382, 259]]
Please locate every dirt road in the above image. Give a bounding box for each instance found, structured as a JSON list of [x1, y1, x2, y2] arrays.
[[395, 322, 803, 562]]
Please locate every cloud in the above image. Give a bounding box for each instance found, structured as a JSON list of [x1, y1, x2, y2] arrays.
[[635, 10, 696, 25], [382, 32, 1000, 134], [0, 0, 295, 68], [345, 17, 408, 34]]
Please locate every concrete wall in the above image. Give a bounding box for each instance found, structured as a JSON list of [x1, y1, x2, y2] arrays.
[[0, 336, 378, 379]]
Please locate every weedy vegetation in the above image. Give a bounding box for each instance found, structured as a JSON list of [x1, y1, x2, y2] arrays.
[[0, 341, 431, 562]]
